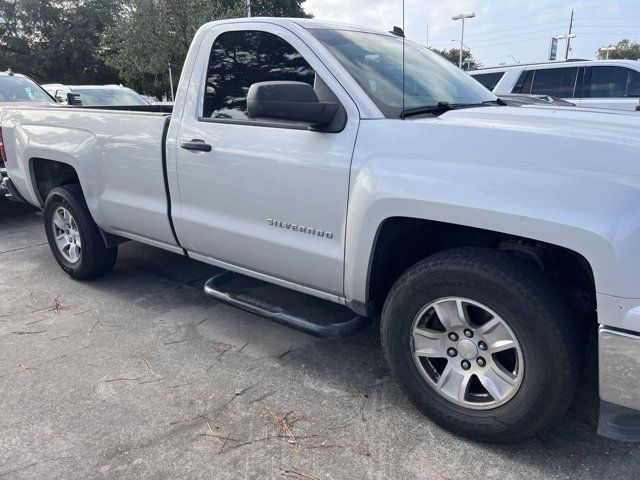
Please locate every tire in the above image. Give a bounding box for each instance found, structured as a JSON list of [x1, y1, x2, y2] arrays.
[[44, 185, 117, 280], [381, 247, 581, 443]]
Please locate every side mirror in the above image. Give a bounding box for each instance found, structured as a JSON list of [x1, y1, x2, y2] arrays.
[[66, 92, 83, 106], [247, 81, 338, 127]]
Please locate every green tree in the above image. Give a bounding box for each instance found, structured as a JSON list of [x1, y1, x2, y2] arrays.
[[430, 47, 480, 71], [597, 39, 640, 60], [101, 0, 310, 97], [101, 0, 238, 97], [249, 0, 311, 17], [0, 0, 121, 84]]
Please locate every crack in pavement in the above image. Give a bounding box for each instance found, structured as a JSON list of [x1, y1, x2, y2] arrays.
[[0, 242, 48, 255]]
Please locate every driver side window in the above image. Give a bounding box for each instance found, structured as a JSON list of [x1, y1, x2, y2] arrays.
[[203, 30, 316, 120]]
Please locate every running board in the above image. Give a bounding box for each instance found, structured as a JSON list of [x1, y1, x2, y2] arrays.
[[203, 271, 371, 338]]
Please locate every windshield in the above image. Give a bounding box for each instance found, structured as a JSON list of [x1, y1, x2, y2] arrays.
[[71, 87, 149, 106], [310, 29, 496, 118], [0, 76, 53, 103]]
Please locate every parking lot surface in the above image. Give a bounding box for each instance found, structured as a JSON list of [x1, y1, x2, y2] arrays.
[[1, 198, 639, 479]]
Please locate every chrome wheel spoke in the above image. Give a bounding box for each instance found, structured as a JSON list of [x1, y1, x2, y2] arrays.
[[55, 233, 70, 249], [478, 317, 516, 352], [490, 339, 516, 353], [53, 211, 67, 230], [413, 328, 445, 358], [68, 244, 80, 262], [437, 363, 471, 402], [433, 298, 471, 330], [478, 364, 516, 401]]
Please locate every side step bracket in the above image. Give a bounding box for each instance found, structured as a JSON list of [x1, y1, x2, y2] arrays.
[[204, 271, 371, 338]]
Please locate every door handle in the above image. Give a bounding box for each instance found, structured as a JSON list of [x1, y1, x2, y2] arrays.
[[180, 139, 212, 152]]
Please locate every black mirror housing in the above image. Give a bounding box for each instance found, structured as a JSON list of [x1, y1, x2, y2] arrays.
[[66, 92, 83, 106], [247, 81, 338, 127]]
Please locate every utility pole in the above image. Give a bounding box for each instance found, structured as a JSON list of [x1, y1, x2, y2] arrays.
[[247, 0, 251, 17], [565, 9, 574, 60], [452, 12, 475, 69]]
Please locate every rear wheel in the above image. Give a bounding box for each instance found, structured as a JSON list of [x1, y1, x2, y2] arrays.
[[381, 247, 581, 443], [44, 186, 117, 279]]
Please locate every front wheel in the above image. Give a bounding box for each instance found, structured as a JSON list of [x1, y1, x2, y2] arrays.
[[381, 247, 581, 443], [44, 185, 117, 279]]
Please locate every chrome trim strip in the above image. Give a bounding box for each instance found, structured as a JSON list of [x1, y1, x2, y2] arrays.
[[599, 325, 640, 412]]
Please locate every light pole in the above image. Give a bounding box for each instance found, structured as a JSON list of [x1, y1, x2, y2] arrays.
[[247, 0, 251, 17], [600, 46, 616, 60], [452, 12, 475, 69], [557, 33, 576, 60], [451, 39, 471, 68]]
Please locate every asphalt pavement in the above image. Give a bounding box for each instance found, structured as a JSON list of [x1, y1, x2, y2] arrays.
[[1, 197, 638, 479]]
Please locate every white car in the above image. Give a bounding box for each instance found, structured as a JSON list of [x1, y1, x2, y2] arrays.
[[42, 84, 150, 107], [0, 71, 58, 192], [469, 59, 640, 111]]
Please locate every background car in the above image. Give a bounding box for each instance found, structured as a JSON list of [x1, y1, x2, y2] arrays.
[[42, 84, 150, 107], [0, 70, 55, 104], [469, 59, 640, 111], [1, 70, 57, 194]]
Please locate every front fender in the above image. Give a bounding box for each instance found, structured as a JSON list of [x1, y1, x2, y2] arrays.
[[344, 119, 640, 329]]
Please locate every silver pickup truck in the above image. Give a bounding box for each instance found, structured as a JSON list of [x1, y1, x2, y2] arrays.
[[2, 18, 640, 444]]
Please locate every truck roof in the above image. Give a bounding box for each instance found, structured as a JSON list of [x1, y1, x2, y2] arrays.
[[211, 17, 395, 37]]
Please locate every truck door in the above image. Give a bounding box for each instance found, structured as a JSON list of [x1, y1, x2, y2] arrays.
[[172, 23, 360, 297]]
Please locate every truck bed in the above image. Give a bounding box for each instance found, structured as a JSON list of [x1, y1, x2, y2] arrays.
[[1, 105, 178, 251]]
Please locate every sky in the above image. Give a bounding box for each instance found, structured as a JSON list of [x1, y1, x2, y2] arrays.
[[303, 0, 640, 67]]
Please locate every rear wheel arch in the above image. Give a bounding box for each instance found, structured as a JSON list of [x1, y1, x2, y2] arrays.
[[30, 158, 81, 207], [30, 158, 126, 248]]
